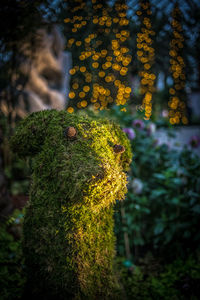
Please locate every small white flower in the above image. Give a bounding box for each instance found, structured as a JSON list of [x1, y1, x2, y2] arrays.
[[131, 178, 143, 194], [147, 122, 156, 135], [162, 109, 169, 118], [177, 168, 188, 185], [181, 177, 188, 185], [176, 167, 185, 177]]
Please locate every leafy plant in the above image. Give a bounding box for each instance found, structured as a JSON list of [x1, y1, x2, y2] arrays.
[[0, 210, 26, 300], [119, 255, 200, 300]]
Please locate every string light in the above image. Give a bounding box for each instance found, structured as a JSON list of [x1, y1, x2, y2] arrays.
[[169, 3, 188, 125], [64, 0, 132, 112], [136, 0, 156, 120]]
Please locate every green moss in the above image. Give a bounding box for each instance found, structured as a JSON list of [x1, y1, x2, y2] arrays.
[[10, 110, 132, 299]]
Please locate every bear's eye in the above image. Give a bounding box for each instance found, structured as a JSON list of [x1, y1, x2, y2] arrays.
[[113, 144, 125, 153], [64, 127, 77, 139]]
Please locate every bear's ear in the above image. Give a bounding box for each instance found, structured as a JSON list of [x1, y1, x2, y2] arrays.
[[10, 110, 55, 158]]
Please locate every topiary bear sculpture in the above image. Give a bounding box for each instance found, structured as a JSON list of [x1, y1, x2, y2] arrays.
[[10, 110, 132, 300]]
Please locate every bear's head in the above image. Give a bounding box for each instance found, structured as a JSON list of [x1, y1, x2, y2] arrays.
[[11, 110, 132, 211]]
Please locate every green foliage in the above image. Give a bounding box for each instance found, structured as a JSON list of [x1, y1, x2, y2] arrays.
[[119, 255, 200, 300], [102, 106, 200, 260], [0, 210, 26, 300], [10, 110, 132, 299], [0, 113, 30, 197], [4, 159, 30, 196]]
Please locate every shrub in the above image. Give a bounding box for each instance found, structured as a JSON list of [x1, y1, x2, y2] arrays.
[[120, 255, 200, 299]]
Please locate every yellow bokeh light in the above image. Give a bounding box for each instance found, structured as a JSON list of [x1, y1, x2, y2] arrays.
[[67, 107, 74, 113], [79, 55, 85, 60], [83, 85, 90, 92], [105, 76, 111, 82], [69, 69, 76, 75], [106, 56, 112, 61], [72, 83, 79, 89], [94, 103, 100, 109], [81, 100, 88, 107], [68, 91, 75, 99], [64, 18, 70, 23], [79, 91, 86, 98], [136, 0, 156, 119], [76, 41, 82, 46], [92, 54, 99, 61], [125, 87, 131, 93], [65, 1, 132, 110], [80, 66, 86, 72], [92, 62, 99, 68], [101, 49, 107, 56], [168, 3, 187, 124], [98, 71, 105, 77]]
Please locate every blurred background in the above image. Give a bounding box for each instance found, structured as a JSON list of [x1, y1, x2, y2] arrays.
[[0, 0, 200, 299]]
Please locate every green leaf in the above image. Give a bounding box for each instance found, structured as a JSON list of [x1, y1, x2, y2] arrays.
[[153, 173, 166, 180], [171, 198, 180, 205], [191, 205, 200, 214], [154, 223, 164, 235], [151, 189, 167, 198], [171, 178, 182, 185]]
